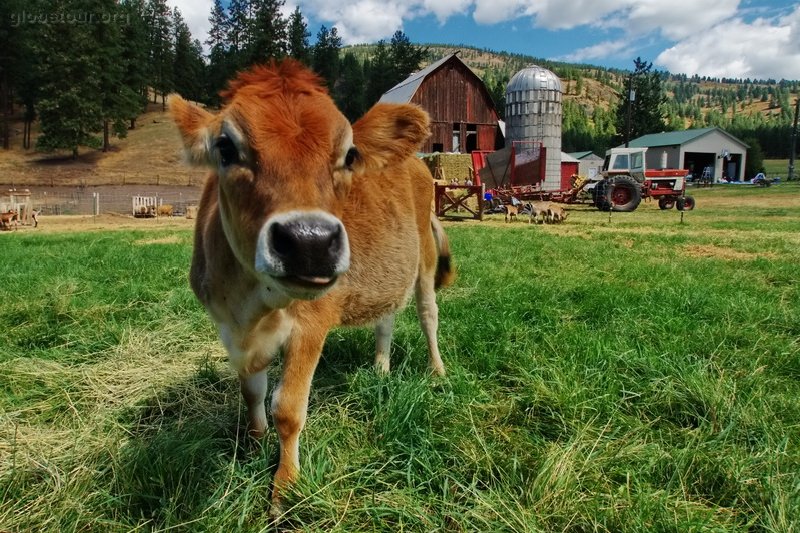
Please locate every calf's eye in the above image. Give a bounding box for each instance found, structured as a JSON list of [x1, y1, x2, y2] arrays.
[[215, 135, 239, 167], [345, 147, 359, 168]]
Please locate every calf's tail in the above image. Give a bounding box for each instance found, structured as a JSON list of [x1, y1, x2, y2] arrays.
[[431, 215, 456, 290]]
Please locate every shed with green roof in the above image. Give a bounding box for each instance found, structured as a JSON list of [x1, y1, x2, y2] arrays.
[[620, 127, 749, 182]]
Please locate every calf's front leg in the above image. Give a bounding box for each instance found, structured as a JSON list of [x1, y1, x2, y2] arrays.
[[270, 325, 327, 507], [240, 370, 269, 437]]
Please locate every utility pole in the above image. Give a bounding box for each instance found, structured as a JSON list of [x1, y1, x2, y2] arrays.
[[625, 74, 635, 148], [789, 97, 799, 182]]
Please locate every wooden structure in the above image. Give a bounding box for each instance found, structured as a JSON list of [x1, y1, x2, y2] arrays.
[[380, 53, 502, 154], [434, 184, 485, 220], [2, 189, 32, 225], [132, 195, 159, 217]]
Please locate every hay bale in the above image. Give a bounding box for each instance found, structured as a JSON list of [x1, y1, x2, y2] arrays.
[[421, 153, 473, 184], [185, 205, 199, 219]]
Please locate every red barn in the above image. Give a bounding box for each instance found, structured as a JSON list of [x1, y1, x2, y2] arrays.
[[379, 53, 503, 154]]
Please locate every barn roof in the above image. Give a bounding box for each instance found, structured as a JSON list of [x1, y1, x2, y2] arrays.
[[626, 127, 749, 149], [379, 53, 466, 104]]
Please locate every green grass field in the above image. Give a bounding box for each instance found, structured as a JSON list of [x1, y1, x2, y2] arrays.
[[2, 184, 799, 532], [764, 159, 792, 180]]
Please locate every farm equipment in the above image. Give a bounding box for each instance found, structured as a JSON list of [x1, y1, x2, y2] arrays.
[[463, 143, 694, 215], [591, 147, 694, 212]]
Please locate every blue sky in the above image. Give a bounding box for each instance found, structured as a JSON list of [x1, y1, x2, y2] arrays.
[[173, 0, 800, 80]]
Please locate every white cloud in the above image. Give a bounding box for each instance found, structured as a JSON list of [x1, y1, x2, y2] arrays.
[[168, 0, 212, 45], [559, 38, 633, 63], [421, 0, 473, 24], [472, 0, 527, 25], [169, 0, 800, 80], [655, 7, 800, 79], [625, 0, 740, 40]]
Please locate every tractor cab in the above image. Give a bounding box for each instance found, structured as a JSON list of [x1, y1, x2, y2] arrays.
[[602, 147, 647, 182]]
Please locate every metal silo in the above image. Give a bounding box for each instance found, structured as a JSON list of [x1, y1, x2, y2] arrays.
[[505, 66, 563, 191]]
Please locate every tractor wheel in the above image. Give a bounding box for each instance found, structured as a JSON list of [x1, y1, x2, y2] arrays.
[[593, 180, 611, 211], [658, 197, 676, 210], [608, 175, 642, 212], [677, 196, 696, 211]]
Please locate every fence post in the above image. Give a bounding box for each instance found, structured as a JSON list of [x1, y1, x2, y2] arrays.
[[93, 192, 100, 217]]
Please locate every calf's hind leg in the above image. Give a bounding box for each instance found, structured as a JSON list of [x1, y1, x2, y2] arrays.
[[415, 274, 445, 376]]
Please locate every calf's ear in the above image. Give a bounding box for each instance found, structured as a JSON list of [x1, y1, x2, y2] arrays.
[[168, 94, 215, 166], [352, 103, 430, 170]]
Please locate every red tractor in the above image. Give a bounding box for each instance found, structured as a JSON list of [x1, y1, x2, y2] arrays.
[[591, 147, 695, 212]]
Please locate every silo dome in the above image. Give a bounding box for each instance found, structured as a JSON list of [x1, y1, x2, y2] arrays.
[[505, 65, 563, 191]]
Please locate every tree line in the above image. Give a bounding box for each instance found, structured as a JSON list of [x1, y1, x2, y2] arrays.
[[0, 0, 425, 157], [0, 1, 795, 165]]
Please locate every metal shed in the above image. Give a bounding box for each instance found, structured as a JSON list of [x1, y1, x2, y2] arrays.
[[623, 127, 749, 183], [568, 151, 604, 180], [380, 53, 502, 154]]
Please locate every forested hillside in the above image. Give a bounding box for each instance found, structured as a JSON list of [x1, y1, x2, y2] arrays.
[[0, 0, 796, 171]]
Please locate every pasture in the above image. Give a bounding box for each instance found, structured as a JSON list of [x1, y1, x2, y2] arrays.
[[1, 184, 799, 531]]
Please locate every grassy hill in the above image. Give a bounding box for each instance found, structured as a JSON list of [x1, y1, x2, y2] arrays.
[[346, 43, 799, 129], [0, 43, 796, 188], [0, 102, 195, 188]]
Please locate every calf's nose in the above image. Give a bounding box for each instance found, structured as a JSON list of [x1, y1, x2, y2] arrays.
[[268, 215, 347, 278]]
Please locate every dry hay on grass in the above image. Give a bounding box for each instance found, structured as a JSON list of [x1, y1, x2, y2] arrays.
[[7, 214, 195, 234], [0, 326, 231, 485], [133, 235, 183, 246], [683, 244, 777, 261]]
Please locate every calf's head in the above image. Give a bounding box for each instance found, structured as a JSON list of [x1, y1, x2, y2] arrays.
[[169, 60, 430, 300]]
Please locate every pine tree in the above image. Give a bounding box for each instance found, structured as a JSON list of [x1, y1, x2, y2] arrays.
[[89, 0, 140, 151], [206, 0, 229, 51], [249, 0, 288, 65], [145, 0, 174, 110], [389, 31, 425, 84], [287, 7, 310, 65], [206, 0, 232, 105], [312, 26, 342, 92], [173, 7, 206, 103], [228, 0, 251, 67], [35, 0, 104, 158], [0, 0, 26, 149], [335, 52, 365, 121], [120, 0, 151, 128], [615, 57, 668, 145], [364, 40, 393, 106]]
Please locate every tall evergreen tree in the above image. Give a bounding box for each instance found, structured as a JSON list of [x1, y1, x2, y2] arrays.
[[249, 0, 287, 64], [335, 52, 366, 121], [388, 30, 425, 84], [206, 0, 229, 51], [145, 0, 174, 109], [286, 7, 310, 65], [227, 0, 252, 67], [172, 7, 205, 103], [35, 0, 104, 158], [364, 40, 393, 106], [90, 0, 140, 151], [206, 0, 232, 105], [312, 26, 342, 92], [0, 0, 27, 149], [615, 57, 668, 145], [120, 0, 151, 128]]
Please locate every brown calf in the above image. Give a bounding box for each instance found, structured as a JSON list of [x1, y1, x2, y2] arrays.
[[504, 203, 519, 222], [0, 210, 17, 230], [169, 60, 454, 509]]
